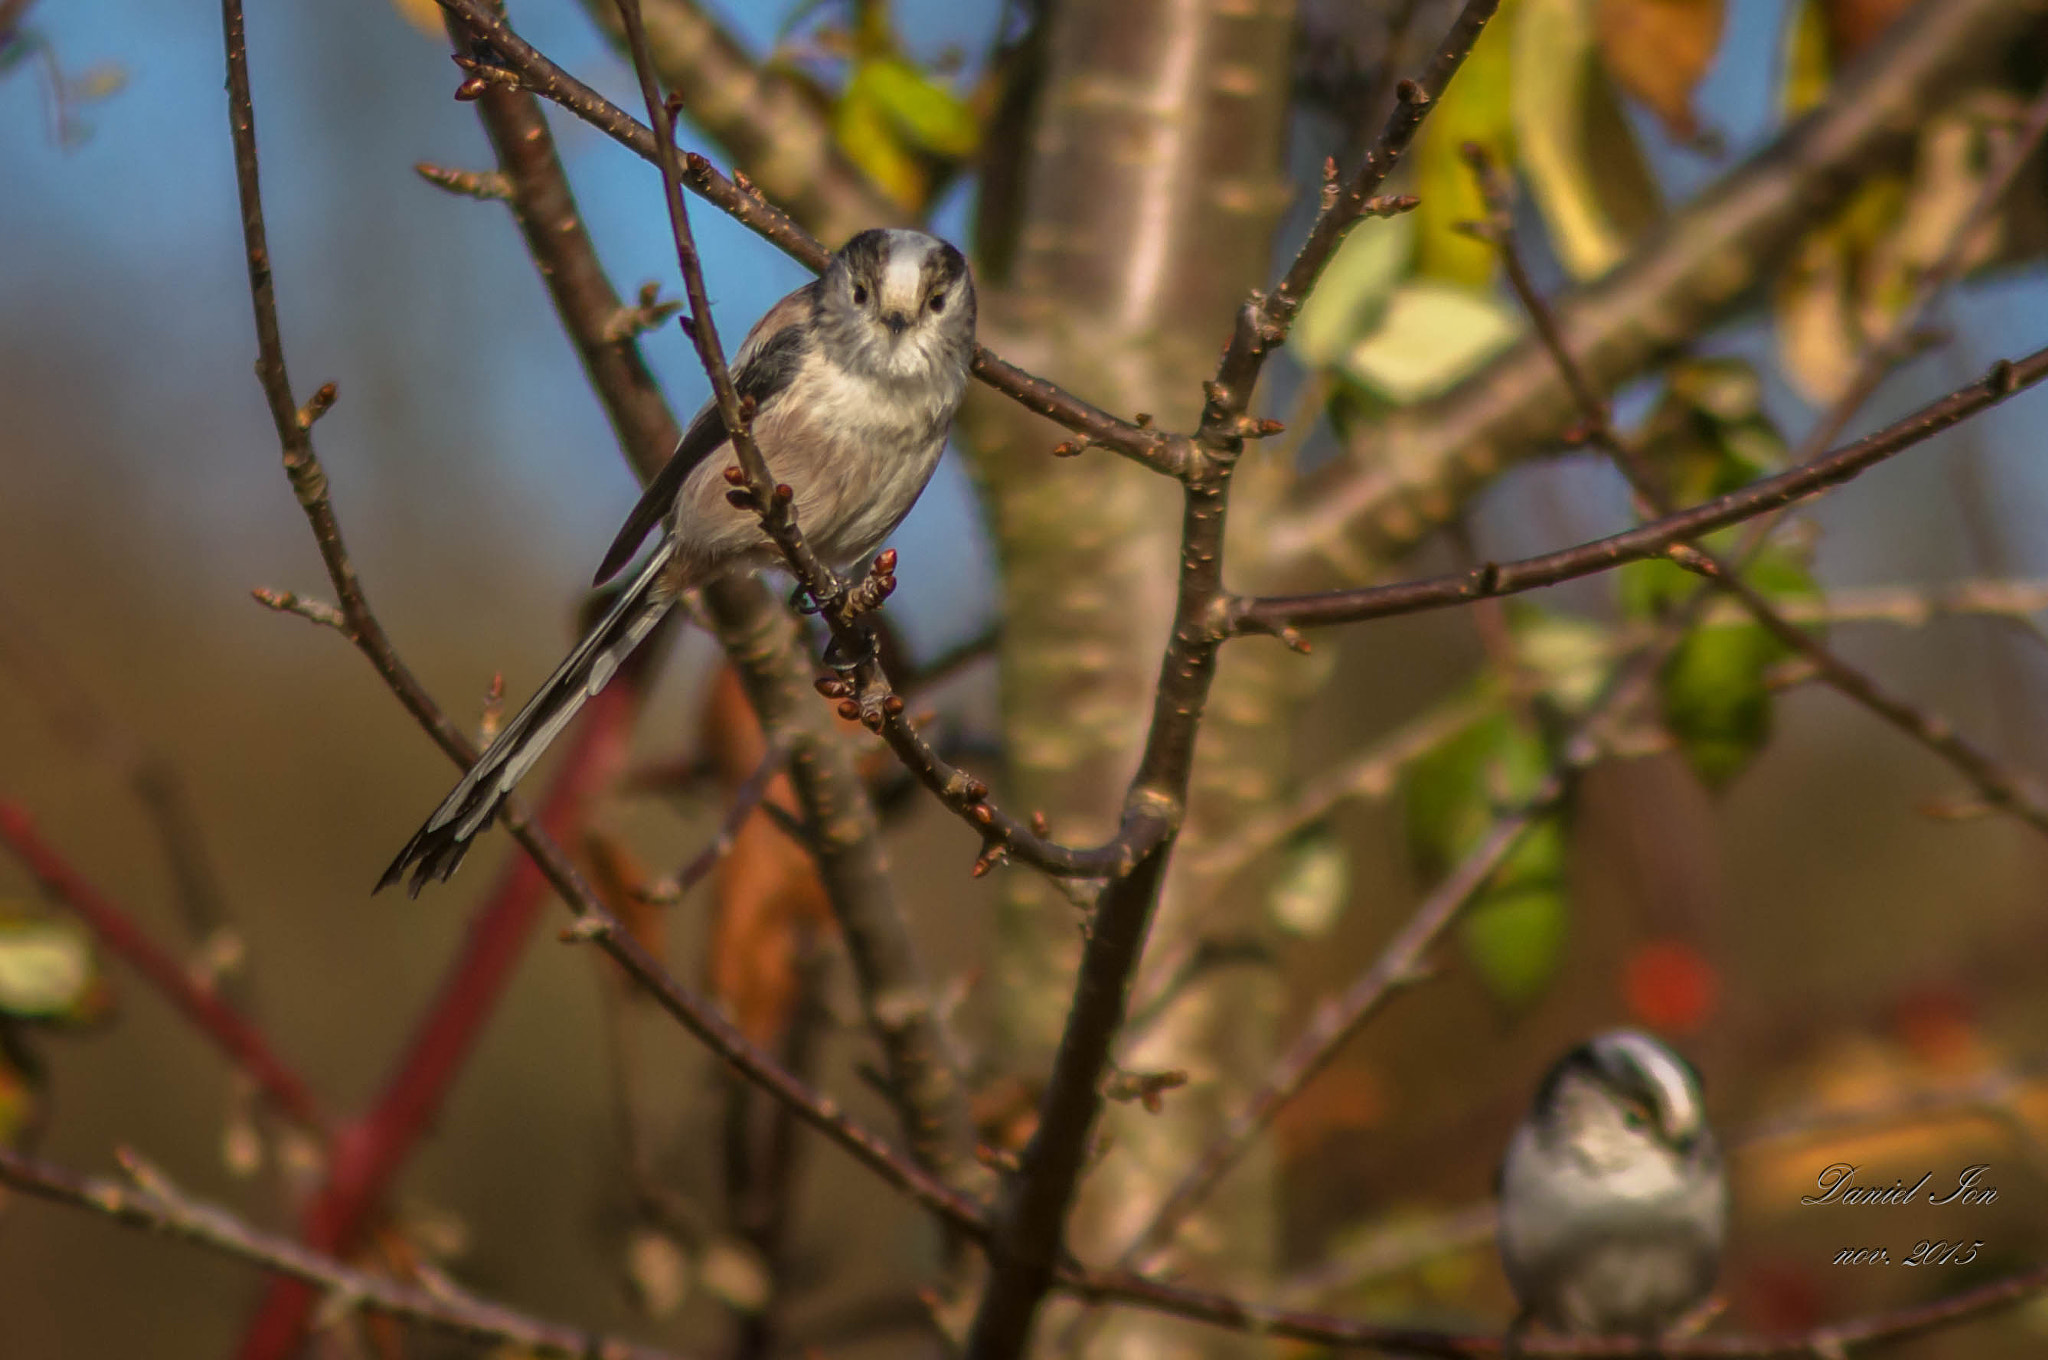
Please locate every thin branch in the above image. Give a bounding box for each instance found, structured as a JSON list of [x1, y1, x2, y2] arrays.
[[0, 598, 246, 993], [1200, 0, 1499, 445], [236, 653, 654, 1360], [1184, 690, 1495, 887], [222, 0, 986, 1253], [1783, 61, 2048, 471], [430, 0, 1178, 477], [1698, 579, 2048, 630], [1272, 0, 2048, 582], [0, 1146, 702, 1360], [642, 743, 787, 904], [1228, 344, 2048, 636], [964, 7, 1505, 1359], [573, 0, 901, 244], [0, 801, 324, 1133], [1056, 1254, 2048, 1357], [1674, 546, 2048, 830], [1462, 142, 2048, 836], [445, 6, 988, 1208], [1108, 807, 1542, 1279]]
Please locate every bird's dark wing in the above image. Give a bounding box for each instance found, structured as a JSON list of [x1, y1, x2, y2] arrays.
[[591, 286, 818, 586]]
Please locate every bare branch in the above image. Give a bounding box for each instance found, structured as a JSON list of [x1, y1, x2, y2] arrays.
[[1229, 345, 2048, 636], [0, 1146, 703, 1360], [574, 0, 900, 244], [427, 0, 1178, 478], [221, 0, 986, 1249], [1274, 0, 2048, 583], [1462, 135, 2048, 836], [963, 7, 1506, 1358]]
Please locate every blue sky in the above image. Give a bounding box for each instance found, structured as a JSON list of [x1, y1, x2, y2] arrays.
[[4, 0, 2045, 661]]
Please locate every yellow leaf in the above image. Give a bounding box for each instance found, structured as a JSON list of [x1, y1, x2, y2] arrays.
[[1780, 0, 1832, 118], [1595, 0, 1724, 140], [385, 0, 447, 39], [1411, 0, 1519, 286], [855, 57, 979, 159], [1513, 0, 1665, 279], [832, 84, 927, 211]]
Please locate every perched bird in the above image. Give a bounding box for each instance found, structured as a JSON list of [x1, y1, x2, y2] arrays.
[[377, 227, 977, 896], [1497, 1029, 1728, 1339]]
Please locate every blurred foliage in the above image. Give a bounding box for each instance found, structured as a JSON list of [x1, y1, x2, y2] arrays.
[[0, 11, 124, 150], [769, 0, 986, 212]]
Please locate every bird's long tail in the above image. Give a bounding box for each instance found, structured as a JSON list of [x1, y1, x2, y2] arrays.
[[377, 539, 680, 896]]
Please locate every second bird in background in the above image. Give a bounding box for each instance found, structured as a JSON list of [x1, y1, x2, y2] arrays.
[[1497, 1028, 1729, 1340]]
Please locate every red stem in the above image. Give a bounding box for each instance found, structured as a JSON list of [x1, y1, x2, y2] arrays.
[[0, 800, 325, 1132], [235, 673, 643, 1360]]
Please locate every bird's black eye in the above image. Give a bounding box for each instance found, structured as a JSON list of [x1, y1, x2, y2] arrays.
[[1622, 1107, 1649, 1131], [852, 284, 869, 305], [928, 292, 946, 314]]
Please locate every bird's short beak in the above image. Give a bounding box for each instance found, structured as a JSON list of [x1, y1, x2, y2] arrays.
[[882, 311, 911, 336]]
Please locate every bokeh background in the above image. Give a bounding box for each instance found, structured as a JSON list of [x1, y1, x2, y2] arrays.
[[5, 0, 2048, 1355]]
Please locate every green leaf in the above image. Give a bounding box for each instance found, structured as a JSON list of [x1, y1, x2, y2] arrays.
[[0, 916, 99, 1021], [1653, 546, 1821, 788], [1460, 877, 1569, 1005], [1404, 688, 1571, 1007], [1512, 0, 1664, 279], [1342, 280, 1522, 403], [1292, 209, 1416, 369], [1411, 0, 1519, 286], [852, 56, 979, 159], [1404, 700, 1549, 873]]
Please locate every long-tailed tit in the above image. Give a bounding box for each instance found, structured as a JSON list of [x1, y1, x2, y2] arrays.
[[1497, 1028, 1728, 1339], [377, 228, 976, 896]]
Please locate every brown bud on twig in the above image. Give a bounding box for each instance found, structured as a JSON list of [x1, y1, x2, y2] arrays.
[[814, 676, 851, 699], [974, 1143, 1021, 1174], [1030, 810, 1049, 837], [1103, 1067, 1190, 1115], [883, 695, 905, 717], [479, 671, 506, 744], [964, 778, 989, 802], [860, 709, 885, 733], [1134, 412, 1155, 428], [449, 53, 521, 97], [295, 382, 338, 431], [970, 843, 1009, 878], [724, 490, 754, 510], [558, 916, 612, 944], [773, 483, 793, 504], [969, 803, 994, 826], [1052, 440, 1083, 458], [836, 699, 861, 721], [1396, 78, 1428, 106], [684, 152, 712, 177], [723, 465, 747, 485], [413, 162, 512, 202], [733, 169, 759, 198]]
